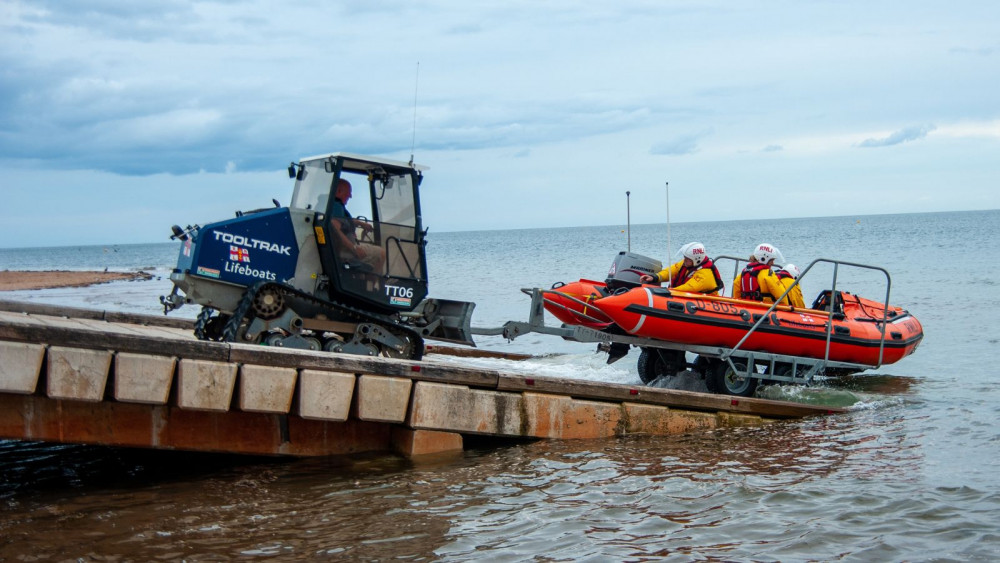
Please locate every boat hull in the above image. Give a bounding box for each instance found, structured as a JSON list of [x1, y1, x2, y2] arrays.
[[593, 288, 923, 366], [541, 279, 615, 329]]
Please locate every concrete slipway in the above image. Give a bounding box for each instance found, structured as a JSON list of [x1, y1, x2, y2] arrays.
[[0, 300, 842, 458]]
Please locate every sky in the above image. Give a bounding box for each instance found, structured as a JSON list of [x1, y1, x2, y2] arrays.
[[1, 0, 998, 248]]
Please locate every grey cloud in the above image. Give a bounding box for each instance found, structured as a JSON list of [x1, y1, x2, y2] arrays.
[[649, 134, 699, 156], [16, 0, 309, 45], [335, 0, 420, 17], [0, 1, 723, 176], [445, 23, 484, 35], [949, 46, 995, 56], [0, 74, 664, 174], [857, 124, 936, 148], [1, 1, 681, 179], [415, 101, 656, 151], [0, 52, 418, 174], [20, 0, 204, 43]]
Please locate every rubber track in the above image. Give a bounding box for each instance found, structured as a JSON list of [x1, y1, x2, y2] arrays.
[[193, 307, 214, 340], [222, 281, 425, 360]]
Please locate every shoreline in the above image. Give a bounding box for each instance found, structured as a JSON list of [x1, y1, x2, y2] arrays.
[[0, 270, 154, 291]]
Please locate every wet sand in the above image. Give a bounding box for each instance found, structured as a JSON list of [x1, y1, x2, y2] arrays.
[[0, 270, 153, 291]]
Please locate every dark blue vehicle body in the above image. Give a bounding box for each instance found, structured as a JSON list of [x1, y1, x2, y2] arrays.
[[185, 209, 299, 287]]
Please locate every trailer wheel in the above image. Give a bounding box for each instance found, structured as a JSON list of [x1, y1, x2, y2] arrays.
[[769, 362, 798, 384], [637, 348, 685, 384], [710, 360, 759, 397]]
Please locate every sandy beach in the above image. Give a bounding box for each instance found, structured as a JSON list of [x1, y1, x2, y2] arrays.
[[0, 270, 153, 291]]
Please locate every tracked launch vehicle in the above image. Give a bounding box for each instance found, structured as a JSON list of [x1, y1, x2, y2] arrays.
[[160, 152, 475, 360]]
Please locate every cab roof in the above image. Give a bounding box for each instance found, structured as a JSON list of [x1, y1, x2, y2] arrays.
[[298, 152, 428, 173]]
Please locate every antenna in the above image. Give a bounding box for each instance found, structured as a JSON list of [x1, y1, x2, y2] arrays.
[[626, 191, 631, 252], [409, 61, 420, 166], [665, 181, 672, 287]]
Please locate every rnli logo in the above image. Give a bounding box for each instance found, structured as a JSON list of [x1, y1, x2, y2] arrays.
[[229, 245, 251, 263], [691, 247, 705, 257]]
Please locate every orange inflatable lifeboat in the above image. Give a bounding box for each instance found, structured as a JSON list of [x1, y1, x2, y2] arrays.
[[541, 279, 615, 329], [592, 287, 923, 366], [542, 251, 663, 330]]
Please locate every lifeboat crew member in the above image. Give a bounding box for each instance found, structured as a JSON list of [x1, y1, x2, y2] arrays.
[[639, 242, 724, 295], [776, 263, 806, 309], [732, 243, 788, 304]]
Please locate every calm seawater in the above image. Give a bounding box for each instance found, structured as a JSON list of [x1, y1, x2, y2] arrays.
[[1, 210, 998, 560]]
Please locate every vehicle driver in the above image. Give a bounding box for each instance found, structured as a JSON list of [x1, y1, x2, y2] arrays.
[[330, 179, 386, 272], [639, 242, 724, 295]]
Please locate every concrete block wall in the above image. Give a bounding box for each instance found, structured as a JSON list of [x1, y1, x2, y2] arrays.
[[0, 342, 45, 394], [0, 343, 772, 458]]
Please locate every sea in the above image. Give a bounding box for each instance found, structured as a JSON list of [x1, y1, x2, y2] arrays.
[[0, 209, 998, 560]]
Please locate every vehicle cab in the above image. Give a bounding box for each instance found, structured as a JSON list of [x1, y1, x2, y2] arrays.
[[289, 152, 429, 314]]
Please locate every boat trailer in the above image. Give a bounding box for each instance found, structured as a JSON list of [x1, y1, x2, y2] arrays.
[[472, 257, 898, 396]]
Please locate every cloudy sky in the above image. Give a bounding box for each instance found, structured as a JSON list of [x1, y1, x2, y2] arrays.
[[1, 0, 998, 247]]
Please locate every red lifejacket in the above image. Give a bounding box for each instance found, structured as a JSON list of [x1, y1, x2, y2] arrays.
[[775, 269, 793, 281], [674, 257, 725, 294], [739, 262, 775, 301]]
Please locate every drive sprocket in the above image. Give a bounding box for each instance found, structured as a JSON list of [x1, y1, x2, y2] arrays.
[[252, 286, 286, 319]]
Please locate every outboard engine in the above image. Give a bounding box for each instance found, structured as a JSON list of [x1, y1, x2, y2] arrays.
[[604, 251, 662, 291]]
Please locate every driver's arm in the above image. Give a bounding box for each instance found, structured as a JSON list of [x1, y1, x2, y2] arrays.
[[331, 218, 361, 256], [352, 218, 373, 232]]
